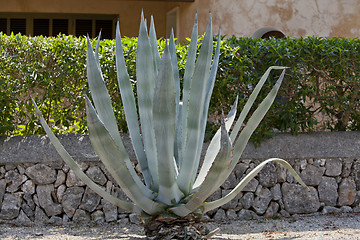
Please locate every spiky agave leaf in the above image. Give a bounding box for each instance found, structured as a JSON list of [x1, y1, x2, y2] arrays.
[[202, 158, 308, 213], [32, 98, 141, 214], [33, 13, 308, 226], [153, 44, 184, 205], [177, 14, 213, 195]]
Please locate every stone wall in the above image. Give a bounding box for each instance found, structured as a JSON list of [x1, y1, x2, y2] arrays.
[[0, 132, 359, 224]]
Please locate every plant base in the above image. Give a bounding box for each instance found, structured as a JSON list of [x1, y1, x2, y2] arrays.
[[142, 214, 220, 240]]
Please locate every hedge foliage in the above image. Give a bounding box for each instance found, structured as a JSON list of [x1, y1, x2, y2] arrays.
[[1, 33, 359, 143]]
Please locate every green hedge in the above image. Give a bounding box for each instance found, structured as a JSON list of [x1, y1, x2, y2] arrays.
[[1, 33, 359, 143]]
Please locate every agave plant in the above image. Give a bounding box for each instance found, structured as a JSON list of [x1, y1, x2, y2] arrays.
[[33, 13, 307, 239]]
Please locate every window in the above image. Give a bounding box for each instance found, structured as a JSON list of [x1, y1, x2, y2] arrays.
[[96, 20, 113, 39], [0, 13, 116, 38], [33, 19, 49, 36], [76, 19, 92, 37], [0, 18, 7, 33], [52, 19, 68, 35], [10, 18, 26, 35]]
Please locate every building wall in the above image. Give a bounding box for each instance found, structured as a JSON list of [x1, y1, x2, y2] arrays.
[[0, 0, 181, 37], [176, 0, 360, 39], [1, 0, 359, 39]]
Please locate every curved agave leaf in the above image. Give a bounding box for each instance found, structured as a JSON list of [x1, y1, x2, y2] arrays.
[[137, 15, 159, 191], [87, 37, 148, 194], [177, 14, 213, 195], [149, 15, 161, 74], [191, 30, 221, 185], [180, 13, 198, 168], [94, 31, 101, 67], [85, 96, 166, 215], [86, 37, 123, 149], [115, 21, 152, 188], [171, 115, 232, 217], [153, 45, 184, 205], [169, 28, 180, 107], [193, 95, 238, 189], [32, 98, 141, 214], [169, 28, 182, 168], [230, 66, 288, 142], [202, 158, 308, 213], [231, 69, 286, 168]]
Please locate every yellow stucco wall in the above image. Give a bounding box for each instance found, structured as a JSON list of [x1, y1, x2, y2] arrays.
[[176, 0, 360, 39], [0, 0, 181, 37], [1, 0, 360, 39]]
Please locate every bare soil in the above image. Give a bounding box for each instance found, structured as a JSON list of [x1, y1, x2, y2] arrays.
[[0, 213, 359, 239]]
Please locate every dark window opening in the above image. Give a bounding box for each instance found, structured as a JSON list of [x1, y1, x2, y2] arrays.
[[33, 19, 49, 36], [95, 20, 113, 39], [53, 19, 68, 35], [261, 31, 285, 39], [10, 18, 26, 35], [0, 18, 6, 33], [76, 19, 92, 37]]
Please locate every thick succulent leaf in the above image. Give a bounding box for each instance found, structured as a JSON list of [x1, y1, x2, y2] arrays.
[[137, 15, 159, 191], [169, 28, 182, 166], [177, 14, 213, 195], [32, 98, 141, 214], [169, 28, 180, 106], [85, 97, 166, 215], [230, 66, 288, 142], [153, 45, 184, 205], [94, 31, 101, 67], [191, 30, 221, 184], [180, 13, 198, 167], [231, 69, 286, 168], [149, 15, 160, 74], [115, 21, 152, 188], [86, 37, 123, 149], [171, 115, 232, 217], [202, 158, 308, 213], [174, 102, 183, 167], [87, 37, 149, 193], [193, 96, 238, 189]]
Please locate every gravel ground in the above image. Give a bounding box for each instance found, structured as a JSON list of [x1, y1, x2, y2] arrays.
[[0, 213, 359, 240]]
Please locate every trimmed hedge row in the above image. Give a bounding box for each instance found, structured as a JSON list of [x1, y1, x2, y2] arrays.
[[0, 33, 359, 143]]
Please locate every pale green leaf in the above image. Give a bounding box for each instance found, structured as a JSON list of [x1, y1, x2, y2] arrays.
[[115, 21, 152, 188], [203, 158, 308, 213], [85, 96, 165, 215], [32, 98, 141, 214]]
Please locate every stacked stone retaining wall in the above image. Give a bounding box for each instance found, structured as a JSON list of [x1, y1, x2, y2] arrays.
[[0, 132, 359, 224]]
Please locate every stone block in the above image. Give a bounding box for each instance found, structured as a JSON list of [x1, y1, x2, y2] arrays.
[[318, 176, 338, 206], [37, 184, 62, 216], [62, 187, 84, 218], [338, 178, 356, 206], [237, 209, 258, 220], [325, 159, 342, 177], [240, 192, 254, 209], [258, 162, 277, 188], [300, 165, 325, 186], [252, 186, 272, 215], [101, 199, 118, 222], [5, 170, 27, 193], [66, 170, 85, 187], [73, 209, 90, 223], [80, 186, 101, 212], [86, 166, 107, 186], [25, 164, 56, 184], [0, 193, 22, 220], [282, 183, 320, 214], [264, 201, 279, 218]]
